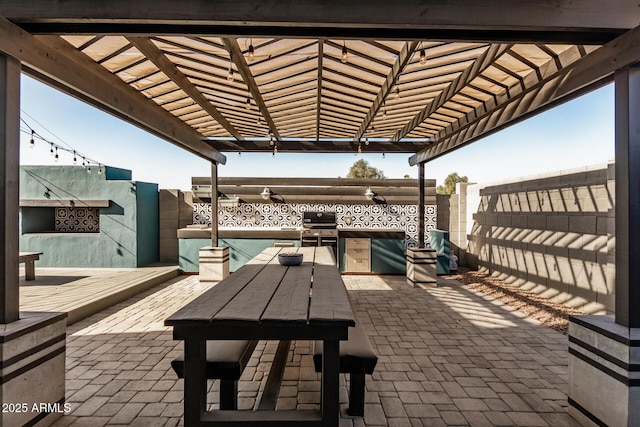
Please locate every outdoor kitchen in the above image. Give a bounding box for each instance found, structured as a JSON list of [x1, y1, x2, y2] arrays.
[[176, 176, 438, 273]]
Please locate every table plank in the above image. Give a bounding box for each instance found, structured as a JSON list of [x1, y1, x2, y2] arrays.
[[261, 247, 315, 326], [213, 249, 288, 324], [165, 248, 280, 326], [309, 247, 355, 327]]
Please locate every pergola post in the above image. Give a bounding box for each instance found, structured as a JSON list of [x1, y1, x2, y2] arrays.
[[198, 161, 229, 283], [0, 52, 67, 427], [406, 162, 437, 288], [418, 162, 425, 248], [0, 52, 20, 324], [567, 64, 640, 427]]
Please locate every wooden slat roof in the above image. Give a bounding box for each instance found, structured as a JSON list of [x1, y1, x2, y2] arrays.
[[1, 1, 639, 165]]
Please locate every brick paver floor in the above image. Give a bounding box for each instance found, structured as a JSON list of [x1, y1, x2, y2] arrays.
[[51, 274, 581, 426]]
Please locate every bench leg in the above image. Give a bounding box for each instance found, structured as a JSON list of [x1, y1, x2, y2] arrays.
[[25, 260, 35, 281], [219, 379, 238, 410], [348, 373, 366, 417]]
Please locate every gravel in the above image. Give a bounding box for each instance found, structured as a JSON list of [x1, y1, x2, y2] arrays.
[[449, 267, 585, 335]]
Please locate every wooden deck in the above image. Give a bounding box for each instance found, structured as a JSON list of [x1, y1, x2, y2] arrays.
[[19, 265, 179, 325]]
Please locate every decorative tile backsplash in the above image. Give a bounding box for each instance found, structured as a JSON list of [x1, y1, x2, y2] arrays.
[[193, 202, 437, 247], [55, 207, 100, 232]]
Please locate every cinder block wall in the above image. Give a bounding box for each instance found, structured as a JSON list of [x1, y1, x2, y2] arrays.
[[459, 163, 614, 314], [159, 189, 193, 263]]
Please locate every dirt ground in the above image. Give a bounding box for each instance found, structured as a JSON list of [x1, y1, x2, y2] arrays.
[[449, 267, 585, 335]]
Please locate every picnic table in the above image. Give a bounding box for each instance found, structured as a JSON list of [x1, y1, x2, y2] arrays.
[[19, 251, 43, 281], [165, 246, 355, 427]]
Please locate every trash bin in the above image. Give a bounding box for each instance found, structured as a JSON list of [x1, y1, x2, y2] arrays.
[[428, 229, 450, 275]]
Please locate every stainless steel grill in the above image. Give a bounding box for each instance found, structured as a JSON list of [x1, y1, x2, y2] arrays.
[[301, 211, 338, 253]]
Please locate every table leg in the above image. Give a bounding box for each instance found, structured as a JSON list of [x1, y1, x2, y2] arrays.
[[321, 339, 340, 427], [184, 338, 206, 426], [25, 261, 35, 281]]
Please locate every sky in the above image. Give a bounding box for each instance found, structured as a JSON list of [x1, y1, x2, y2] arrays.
[[18, 75, 615, 190]]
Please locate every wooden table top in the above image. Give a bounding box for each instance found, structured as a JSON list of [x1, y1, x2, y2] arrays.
[[165, 246, 355, 334]]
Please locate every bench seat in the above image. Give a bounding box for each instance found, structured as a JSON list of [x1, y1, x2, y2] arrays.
[[172, 340, 257, 410], [313, 317, 378, 416]]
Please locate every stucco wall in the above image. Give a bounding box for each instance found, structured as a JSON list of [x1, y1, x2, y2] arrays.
[[20, 165, 159, 268], [457, 163, 614, 314]]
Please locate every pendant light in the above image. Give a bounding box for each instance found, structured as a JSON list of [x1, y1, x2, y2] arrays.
[[419, 48, 427, 65], [341, 41, 348, 63], [248, 39, 255, 62]]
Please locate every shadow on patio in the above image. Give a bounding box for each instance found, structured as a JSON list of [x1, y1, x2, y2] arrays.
[[50, 274, 580, 427]]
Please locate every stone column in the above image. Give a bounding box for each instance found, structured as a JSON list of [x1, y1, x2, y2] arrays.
[[199, 246, 229, 283]]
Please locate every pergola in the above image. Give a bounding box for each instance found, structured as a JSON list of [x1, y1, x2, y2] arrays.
[[1, 1, 640, 425]]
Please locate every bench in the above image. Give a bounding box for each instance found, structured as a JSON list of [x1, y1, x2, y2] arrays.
[[171, 339, 258, 410], [19, 252, 43, 281], [313, 309, 378, 416]]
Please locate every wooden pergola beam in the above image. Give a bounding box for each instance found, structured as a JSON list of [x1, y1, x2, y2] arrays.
[[410, 25, 640, 165], [394, 44, 511, 141], [0, 17, 226, 164], [222, 38, 281, 141], [353, 41, 419, 142], [205, 139, 425, 153], [1, 0, 636, 42], [128, 37, 244, 141]]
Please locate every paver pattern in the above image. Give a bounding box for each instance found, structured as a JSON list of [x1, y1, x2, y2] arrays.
[[49, 274, 580, 426]]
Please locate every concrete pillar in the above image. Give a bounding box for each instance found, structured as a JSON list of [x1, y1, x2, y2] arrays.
[[406, 247, 437, 288], [568, 64, 640, 427], [199, 246, 229, 283]]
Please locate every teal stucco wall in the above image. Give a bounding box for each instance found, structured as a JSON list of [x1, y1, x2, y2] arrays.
[[179, 238, 300, 273], [19, 165, 159, 267]]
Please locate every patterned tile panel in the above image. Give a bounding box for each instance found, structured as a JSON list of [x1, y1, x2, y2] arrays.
[[55, 207, 100, 232], [193, 202, 437, 247]]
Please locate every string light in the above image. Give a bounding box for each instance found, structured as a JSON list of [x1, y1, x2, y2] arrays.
[[341, 41, 348, 63], [394, 86, 400, 99], [87, 166, 91, 174], [248, 39, 255, 62], [419, 48, 427, 65], [357, 143, 362, 154], [245, 92, 251, 109], [272, 145, 278, 157], [382, 152, 386, 159], [21, 116, 106, 175], [365, 137, 369, 146], [227, 55, 234, 81], [269, 132, 275, 146]]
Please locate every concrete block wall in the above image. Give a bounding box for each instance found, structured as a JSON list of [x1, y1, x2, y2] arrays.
[[159, 189, 193, 263], [459, 163, 614, 314]]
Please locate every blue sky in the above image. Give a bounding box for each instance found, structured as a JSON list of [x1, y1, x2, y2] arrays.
[[19, 75, 614, 190]]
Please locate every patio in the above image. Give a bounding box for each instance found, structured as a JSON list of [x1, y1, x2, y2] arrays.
[[41, 271, 578, 427]]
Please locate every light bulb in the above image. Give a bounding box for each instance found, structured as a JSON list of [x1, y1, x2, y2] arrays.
[[98, 166, 102, 175], [357, 144, 362, 154], [269, 134, 274, 146], [73, 151, 77, 164], [227, 66, 234, 81], [383, 108, 387, 119], [341, 43, 348, 63], [382, 152, 386, 159], [365, 137, 369, 146], [87, 166, 92, 175], [248, 43, 255, 61], [29, 131, 34, 148], [420, 48, 426, 65], [50, 144, 54, 156], [394, 86, 400, 99], [246, 97, 251, 109]]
